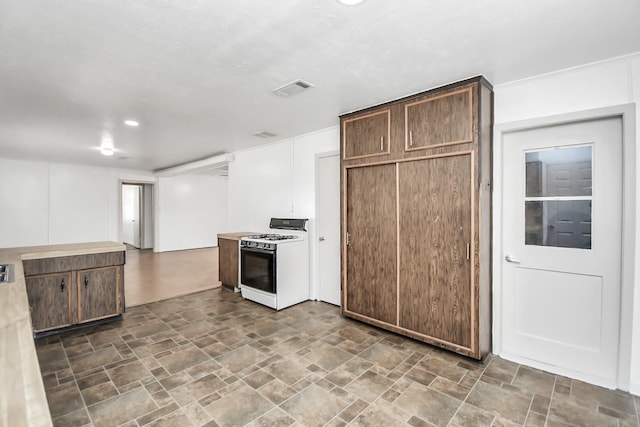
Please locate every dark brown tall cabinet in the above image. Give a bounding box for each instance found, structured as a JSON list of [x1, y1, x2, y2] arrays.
[[340, 77, 493, 359]]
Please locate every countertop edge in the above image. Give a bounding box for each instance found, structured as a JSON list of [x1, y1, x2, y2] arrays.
[[217, 232, 258, 241], [5, 241, 126, 261]]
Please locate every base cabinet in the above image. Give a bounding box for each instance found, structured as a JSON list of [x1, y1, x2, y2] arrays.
[[218, 233, 256, 290], [341, 76, 493, 359], [219, 238, 240, 288], [78, 266, 121, 323], [26, 272, 73, 332], [24, 251, 125, 334]]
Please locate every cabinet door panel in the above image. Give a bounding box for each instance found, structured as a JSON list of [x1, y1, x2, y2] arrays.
[[343, 110, 391, 159], [398, 155, 473, 347], [345, 164, 397, 324], [405, 88, 472, 150], [26, 273, 73, 332], [78, 266, 120, 323]]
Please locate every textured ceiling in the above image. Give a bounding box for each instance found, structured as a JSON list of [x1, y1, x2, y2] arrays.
[[1, 0, 639, 171]]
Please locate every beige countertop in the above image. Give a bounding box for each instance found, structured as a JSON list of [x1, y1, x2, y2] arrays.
[[0, 241, 126, 427], [217, 232, 258, 241]]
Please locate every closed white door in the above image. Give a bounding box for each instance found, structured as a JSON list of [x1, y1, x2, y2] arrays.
[[122, 184, 141, 248], [317, 153, 341, 306], [501, 117, 622, 387]]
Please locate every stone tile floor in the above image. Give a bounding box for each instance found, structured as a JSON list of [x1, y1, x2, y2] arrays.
[[36, 289, 640, 427]]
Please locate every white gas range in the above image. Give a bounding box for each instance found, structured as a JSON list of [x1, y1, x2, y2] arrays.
[[239, 218, 309, 310]]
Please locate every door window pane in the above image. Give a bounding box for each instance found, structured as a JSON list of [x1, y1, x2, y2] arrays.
[[525, 200, 591, 249], [526, 147, 592, 197], [525, 146, 592, 249]]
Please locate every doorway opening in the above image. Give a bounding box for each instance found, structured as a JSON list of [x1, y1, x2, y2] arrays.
[[120, 182, 155, 250]]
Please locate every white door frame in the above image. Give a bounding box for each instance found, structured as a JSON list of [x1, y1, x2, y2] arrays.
[[493, 104, 636, 390], [313, 150, 340, 302], [118, 180, 157, 251]]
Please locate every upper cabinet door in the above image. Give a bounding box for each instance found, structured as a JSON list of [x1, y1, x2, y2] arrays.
[[343, 109, 391, 160], [405, 87, 473, 151]]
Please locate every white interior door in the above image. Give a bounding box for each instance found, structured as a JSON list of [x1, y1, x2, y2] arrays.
[[317, 153, 341, 306], [501, 117, 622, 387], [122, 184, 141, 248]]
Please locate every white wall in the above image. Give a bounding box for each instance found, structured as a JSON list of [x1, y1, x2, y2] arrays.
[[228, 140, 294, 231], [228, 126, 340, 230], [156, 174, 228, 252], [0, 159, 155, 247], [227, 126, 340, 298], [493, 53, 640, 394], [46, 163, 113, 245], [0, 159, 229, 253], [0, 158, 49, 247]]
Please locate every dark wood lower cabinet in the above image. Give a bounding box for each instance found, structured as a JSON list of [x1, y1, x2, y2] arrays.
[[24, 251, 125, 335], [26, 272, 73, 332], [78, 266, 120, 323], [218, 238, 240, 287]]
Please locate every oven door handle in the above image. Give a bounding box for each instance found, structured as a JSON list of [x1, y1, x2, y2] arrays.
[[241, 246, 275, 255]]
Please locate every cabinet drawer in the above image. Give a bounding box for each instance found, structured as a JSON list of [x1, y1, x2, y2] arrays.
[[23, 251, 125, 276]]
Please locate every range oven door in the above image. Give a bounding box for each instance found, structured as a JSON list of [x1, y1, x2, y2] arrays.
[[240, 246, 276, 294]]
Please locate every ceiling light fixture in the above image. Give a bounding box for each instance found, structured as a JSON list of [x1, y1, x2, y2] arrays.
[[337, 0, 365, 5], [100, 133, 115, 156], [124, 120, 139, 127], [101, 146, 114, 156]]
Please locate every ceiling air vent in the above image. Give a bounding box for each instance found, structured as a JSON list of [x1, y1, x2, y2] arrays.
[[252, 130, 278, 138], [272, 79, 315, 97]]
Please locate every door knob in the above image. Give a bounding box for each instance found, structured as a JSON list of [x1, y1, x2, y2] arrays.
[[319, 237, 325, 241], [505, 254, 521, 264]]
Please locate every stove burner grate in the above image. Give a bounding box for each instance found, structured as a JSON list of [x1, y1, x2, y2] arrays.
[[246, 234, 297, 241]]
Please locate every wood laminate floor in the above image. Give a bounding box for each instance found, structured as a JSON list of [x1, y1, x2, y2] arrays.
[[124, 247, 220, 307]]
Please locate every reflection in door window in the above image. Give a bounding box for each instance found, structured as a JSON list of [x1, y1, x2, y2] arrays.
[[524, 146, 592, 249]]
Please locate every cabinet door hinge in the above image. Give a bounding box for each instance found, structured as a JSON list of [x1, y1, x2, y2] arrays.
[[346, 232, 351, 247]]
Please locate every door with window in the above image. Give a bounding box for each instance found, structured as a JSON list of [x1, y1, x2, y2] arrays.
[[502, 117, 622, 386]]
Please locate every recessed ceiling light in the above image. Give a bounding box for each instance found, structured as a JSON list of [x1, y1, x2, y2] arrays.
[[337, 0, 365, 5], [124, 120, 139, 127], [101, 147, 114, 156]]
